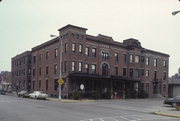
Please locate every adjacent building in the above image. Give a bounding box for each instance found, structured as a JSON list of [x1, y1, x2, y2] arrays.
[[11, 24, 170, 98], [11, 51, 31, 92], [0, 71, 11, 92], [168, 68, 180, 97]]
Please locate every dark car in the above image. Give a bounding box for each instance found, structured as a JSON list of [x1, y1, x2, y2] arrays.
[[164, 96, 180, 107], [0, 90, 6, 95], [18, 91, 29, 98]]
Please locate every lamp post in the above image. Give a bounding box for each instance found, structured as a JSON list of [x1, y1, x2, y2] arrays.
[[50, 34, 63, 100], [172, 10, 180, 16]]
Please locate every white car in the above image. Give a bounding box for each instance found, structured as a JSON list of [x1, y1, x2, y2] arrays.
[[29, 91, 48, 100]]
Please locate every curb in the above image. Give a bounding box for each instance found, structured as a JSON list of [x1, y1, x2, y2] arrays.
[[47, 98, 96, 103], [153, 112, 180, 118]]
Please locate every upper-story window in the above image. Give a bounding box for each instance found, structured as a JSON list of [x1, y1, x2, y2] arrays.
[[85, 63, 89, 73], [163, 72, 167, 80], [114, 67, 118, 76], [55, 48, 58, 58], [39, 54, 42, 62], [141, 56, 145, 63], [102, 52, 109, 59], [65, 43, 68, 53], [135, 55, 140, 63], [154, 59, 157, 67], [129, 68, 133, 77], [163, 60, 167, 68], [145, 70, 149, 77], [129, 54, 133, 63], [79, 44, 83, 53], [72, 61, 75, 72], [39, 67, 41, 76], [92, 48, 96, 57], [46, 51, 49, 60], [78, 62, 82, 72], [54, 64, 58, 74], [72, 43, 76, 52], [85, 47, 89, 56], [92, 64, 96, 74], [46, 66, 49, 75], [33, 56, 36, 64], [114, 53, 118, 63], [146, 57, 149, 66]]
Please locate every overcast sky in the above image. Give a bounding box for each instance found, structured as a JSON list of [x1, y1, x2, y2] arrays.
[[0, 0, 179, 76]]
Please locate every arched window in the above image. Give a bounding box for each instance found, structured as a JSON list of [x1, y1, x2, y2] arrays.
[[102, 63, 109, 76]]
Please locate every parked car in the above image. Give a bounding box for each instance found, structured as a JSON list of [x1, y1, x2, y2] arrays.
[[18, 90, 29, 98], [29, 91, 48, 100], [0, 90, 6, 95], [164, 96, 180, 107]]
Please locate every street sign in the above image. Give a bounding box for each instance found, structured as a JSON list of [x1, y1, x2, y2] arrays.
[[57, 78, 64, 85]]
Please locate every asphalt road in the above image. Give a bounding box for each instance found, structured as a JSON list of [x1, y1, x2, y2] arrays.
[[0, 95, 179, 121]]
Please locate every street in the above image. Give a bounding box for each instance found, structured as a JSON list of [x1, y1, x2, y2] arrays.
[[0, 95, 179, 121]]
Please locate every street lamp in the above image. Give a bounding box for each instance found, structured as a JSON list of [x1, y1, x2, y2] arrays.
[[172, 10, 180, 16], [50, 34, 63, 100]]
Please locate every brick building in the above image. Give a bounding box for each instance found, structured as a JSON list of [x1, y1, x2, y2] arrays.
[[11, 24, 169, 98], [11, 51, 31, 92], [29, 25, 169, 98]]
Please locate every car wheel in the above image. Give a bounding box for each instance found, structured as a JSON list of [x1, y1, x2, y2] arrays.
[[172, 103, 177, 107]]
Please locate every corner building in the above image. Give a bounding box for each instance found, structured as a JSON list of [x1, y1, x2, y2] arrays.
[[31, 25, 169, 98]]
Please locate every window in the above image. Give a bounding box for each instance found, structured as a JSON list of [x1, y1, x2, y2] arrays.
[[33, 56, 36, 64], [79, 44, 83, 53], [85, 63, 89, 73], [141, 56, 145, 63], [135, 55, 140, 63], [85, 47, 89, 56], [129, 68, 133, 77], [39, 80, 41, 88], [123, 68, 126, 76], [114, 67, 118, 76], [134, 69, 140, 78], [72, 61, 75, 72], [54, 64, 58, 74], [92, 48, 96, 57], [115, 53, 118, 63], [146, 57, 149, 66], [46, 66, 49, 75], [123, 54, 127, 63], [102, 52, 109, 59], [46, 51, 49, 60], [154, 59, 157, 67], [39, 54, 42, 62], [46, 79, 48, 90], [54, 79, 58, 90], [129, 54, 133, 63], [146, 83, 149, 92], [33, 69, 35, 77], [72, 43, 76, 52], [55, 48, 58, 58], [64, 61, 67, 72], [92, 64, 96, 74], [39, 67, 41, 76], [141, 69, 144, 76], [154, 71, 157, 80], [65, 43, 68, 53], [145, 70, 149, 77], [163, 72, 167, 80], [163, 60, 167, 68], [78, 62, 82, 72], [32, 81, 35, 90]]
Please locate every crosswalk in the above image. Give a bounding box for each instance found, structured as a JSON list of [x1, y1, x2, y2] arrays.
[[80, 114, 179, 121]]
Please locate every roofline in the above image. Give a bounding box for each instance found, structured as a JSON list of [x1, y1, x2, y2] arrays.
[[12, 51, 31, 60], [32, 37, 59, 52], [145, 49, 170, 57], [58, 24, 88, 31]]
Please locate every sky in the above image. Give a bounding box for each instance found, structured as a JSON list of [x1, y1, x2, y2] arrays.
[[0, 0, 179, 76]]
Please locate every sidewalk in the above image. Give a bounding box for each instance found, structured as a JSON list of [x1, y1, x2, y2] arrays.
[[153, 105, 180, 118], [47, 97, 96, 103]]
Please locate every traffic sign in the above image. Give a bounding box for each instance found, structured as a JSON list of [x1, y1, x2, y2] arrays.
[[57, 78, 64, 85]]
